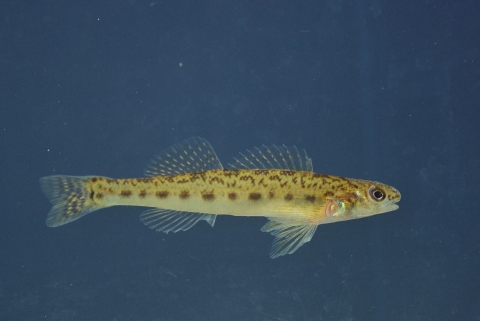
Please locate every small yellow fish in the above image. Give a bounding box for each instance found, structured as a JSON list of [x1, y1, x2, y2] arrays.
[[40, 137, 401, 258]]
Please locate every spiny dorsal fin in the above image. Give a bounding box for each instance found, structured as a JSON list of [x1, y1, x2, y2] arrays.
[[145, 137, 223, 176], [261, 217, 318, 258], [140, 208, 216, 233], [228, 144, 313, 172]]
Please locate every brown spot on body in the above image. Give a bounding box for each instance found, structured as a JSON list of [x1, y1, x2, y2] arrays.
[[324, 191, 334, 197], [202, 193, 215, 201], [249, 192, 262, 200], [284, 193, 293, 201], [228, 192, 237, 200], [139, 190, 147, 198], [179, 191, 190, 199], [156, 191, 169, 198], [121, 190, 132, 197], [91, 177, 98, 183], [96, 193, 104, 199], [305, 195, 316, 202], [269, 191, 275, 199]]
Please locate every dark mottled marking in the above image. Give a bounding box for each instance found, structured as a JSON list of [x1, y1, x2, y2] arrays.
[[305, 195, 316, 202], [228, 192, 237, 200], [120, 190, 132, 197], [179, 191, 190, 199], [209, 177, 225, 185], [89, 191, 94, 199], [324, 191, 334, 197], [249, 192, 261, 200], [177, 178, 189, 184], [240, 175, 255, 185], [284, 193, 293, 201], [258, 177, 268, 187], [223, 170, 240, 178], [96, 193, 104, 199], [156, 191, 169, 198], [139, 190, 147, 198], [269, 191, 275, 199], [91, 177, 98, 183], [269, 175, 282, 182], [202, 193, 215, 201]]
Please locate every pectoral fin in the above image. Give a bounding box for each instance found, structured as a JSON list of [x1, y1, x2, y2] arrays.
[[261, 218, 318, 259]]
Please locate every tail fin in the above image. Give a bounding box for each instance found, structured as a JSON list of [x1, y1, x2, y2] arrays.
[[40, 175, 100, 227]]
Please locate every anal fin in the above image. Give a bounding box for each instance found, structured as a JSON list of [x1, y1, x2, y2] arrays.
[[261, 218, 318, 259], [140, 208, 216, 233]]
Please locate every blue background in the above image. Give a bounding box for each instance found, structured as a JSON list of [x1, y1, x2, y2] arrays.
[[1, 0, 479, 320]]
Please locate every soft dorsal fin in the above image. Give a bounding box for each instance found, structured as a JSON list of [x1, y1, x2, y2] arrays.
[[228, 144, 313, 172], [145, 137, 223, 176]]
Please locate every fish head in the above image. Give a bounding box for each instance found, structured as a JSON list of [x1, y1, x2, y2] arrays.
[[350, 180, 401, 219]]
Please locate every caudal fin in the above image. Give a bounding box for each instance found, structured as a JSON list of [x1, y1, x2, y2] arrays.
[[40, 175, 100, 227]]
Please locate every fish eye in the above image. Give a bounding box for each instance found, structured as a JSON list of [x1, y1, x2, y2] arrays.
[[369, 186, 386, 202]]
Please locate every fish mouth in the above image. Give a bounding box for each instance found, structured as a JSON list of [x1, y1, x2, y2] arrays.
[[387, 203, 399, 212], [383, 200, 400, 213]]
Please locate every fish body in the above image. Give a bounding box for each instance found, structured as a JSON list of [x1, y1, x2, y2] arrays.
[[40, 137, 401, 258]]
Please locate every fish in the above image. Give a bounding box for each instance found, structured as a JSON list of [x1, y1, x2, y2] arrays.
[[40, 137, 401, 258]]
